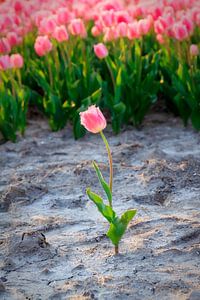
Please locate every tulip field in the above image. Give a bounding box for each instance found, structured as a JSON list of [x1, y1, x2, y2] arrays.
[[1, 1, 200, 299], [0, 0, 200, 141]]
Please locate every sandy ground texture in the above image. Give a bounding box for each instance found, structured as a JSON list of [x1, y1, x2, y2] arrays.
[[0, 113, 200, 300]]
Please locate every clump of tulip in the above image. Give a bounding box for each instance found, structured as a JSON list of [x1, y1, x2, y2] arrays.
[[80, 105, 137, 255], [0, 0, 200, 141]]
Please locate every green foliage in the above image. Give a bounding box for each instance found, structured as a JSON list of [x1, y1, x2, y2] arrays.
[[1, 34, 200, 141], [87, 162, 137, 249], [0, 86, 29, 141]]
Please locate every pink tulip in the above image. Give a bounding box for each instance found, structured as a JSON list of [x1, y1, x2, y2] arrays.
[[68, 18, 87, 38], [156, 34, 165, 44], [7, 32, 18, 47], [0, 38, 11, 54], [10, 53, 23, 68], [39, 17, 57, 35], [190, 44, 199, 56], [101, 10, 115, 27], [172, 23, 188, 41], [137, 18, 152, 36], [0, 55, 11, 70], [34, 35, 53, 57], [57, 7, 72, 25], [52, 26, 69, 42], [79, 105, 107, 134], [94, 43, 108, 59], [103, 27, 118, 42], [116, 22, 127, 38], [91, 25, 102, 37], [127, 22, 140, 40]]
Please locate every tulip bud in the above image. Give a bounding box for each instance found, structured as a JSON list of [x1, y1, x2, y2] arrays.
[[94, 43, 108, 59], [10, 53, 24, 68], [80, 105, 107, 133]]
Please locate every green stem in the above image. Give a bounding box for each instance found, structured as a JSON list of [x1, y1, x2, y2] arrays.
[[105, 57, 115, 93], [115, 244, 119, 255], [100, 131, 113, 207]]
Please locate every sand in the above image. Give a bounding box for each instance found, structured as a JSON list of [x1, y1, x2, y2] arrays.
[[0, 113, 200, 300]]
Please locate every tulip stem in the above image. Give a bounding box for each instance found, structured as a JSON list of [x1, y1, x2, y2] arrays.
[[100, 131, 113, 207]]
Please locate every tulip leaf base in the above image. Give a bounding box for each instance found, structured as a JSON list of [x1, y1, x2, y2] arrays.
[[87, 163, 137, 255]]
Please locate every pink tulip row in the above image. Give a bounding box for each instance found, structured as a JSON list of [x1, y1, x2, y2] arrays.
[[0, 0, 199, 57]]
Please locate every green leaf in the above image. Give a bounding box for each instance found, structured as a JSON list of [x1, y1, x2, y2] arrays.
[[92, 161, 112, 205], [86, 188, 116, 223], [107, 209, 137, 246], [114, 67, 122, 104], [73, 111, 86, 139]]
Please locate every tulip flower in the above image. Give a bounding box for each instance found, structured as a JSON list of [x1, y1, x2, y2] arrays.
[[10, 53, 23, 69], [94, 43, 108, 59], [80, 106, 137, 255], [80, 105, 107, 133], [190, 44, 199, 56], [34, 35, 52, 57]]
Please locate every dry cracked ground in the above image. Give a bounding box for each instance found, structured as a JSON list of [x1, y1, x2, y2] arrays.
[[0, 113, 200, 300]]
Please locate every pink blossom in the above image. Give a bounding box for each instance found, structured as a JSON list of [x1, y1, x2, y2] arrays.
[[127, 22, 140, 40], [190, 44, 199, 56], [80, 105, 107, 134], [52, 26, 69, 42], [138, 18, 152, 36], [156, 34, 165, 44], [94, 43, 108, 59], [172, 23, 189, 41], [91, 25, 102, 37], [7, 32, 18, 47], [103, 27, 118, 42], [56, 7, 72, 25], [68, 18, 87, 38], [39, 17, 57, 35], [0, 38, 11, 54], [116, 22, 128, 38], [34, 35, 53, 57], [10, 53, 23, 68], [0, 55, 11, 70]]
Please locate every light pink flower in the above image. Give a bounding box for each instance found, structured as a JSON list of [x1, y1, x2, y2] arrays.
[[94, 43, 108, 59], [91, 25, 102, 37], [0, 55, 11, 70], [52, 26, 69, 42], [57, 7, 72, 25], [172, 23, 188, 41], [34, 35, 53, 57], [39, 17, 57, 35], [0, 38, 11, 54], [68, 18, 87, 38], [10, 53, 23, 68], [116, 22, 127, 38], [127, 22, 140, 40], [7, 32, 18, 47], [190, 44, 199, 56], [80, 105, 107, 134]]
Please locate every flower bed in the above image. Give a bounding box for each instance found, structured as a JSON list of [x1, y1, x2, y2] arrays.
[[0, 0, 200, 141]]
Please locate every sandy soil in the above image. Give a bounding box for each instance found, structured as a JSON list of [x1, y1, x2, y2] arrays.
[[0, 113, 200, 300]]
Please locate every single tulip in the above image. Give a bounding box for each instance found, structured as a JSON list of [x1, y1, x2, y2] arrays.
[[68, 18, 87, 38], [10, 53, 23, 68], [79, 105, 107, 133], [34, 35, 53, 57], [0, 55, 11, 70], [94, 43, 108, 59], [52, 26, 69, 42], [190, 44, 199, 56]]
